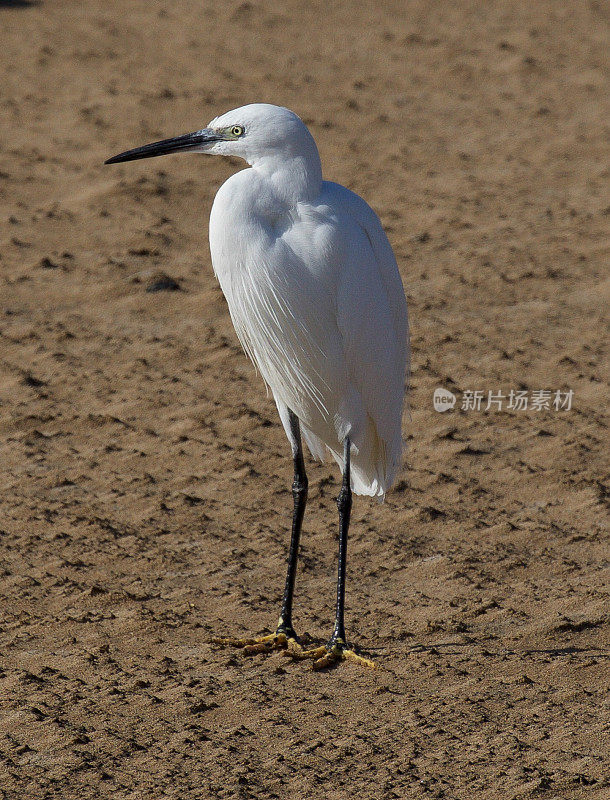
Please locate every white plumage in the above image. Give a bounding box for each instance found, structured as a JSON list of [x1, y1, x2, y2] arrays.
[[105, 103, 410, 666], [207, 104, 409, 497]]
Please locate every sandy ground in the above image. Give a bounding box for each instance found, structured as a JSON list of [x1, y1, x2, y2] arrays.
[[1, 1, 609, 798]]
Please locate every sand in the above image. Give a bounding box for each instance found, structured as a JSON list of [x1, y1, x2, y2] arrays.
[[0, 1, 608, 798]]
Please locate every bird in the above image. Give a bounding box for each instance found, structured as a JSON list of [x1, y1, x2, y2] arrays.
[[105, 103, 409, 669]]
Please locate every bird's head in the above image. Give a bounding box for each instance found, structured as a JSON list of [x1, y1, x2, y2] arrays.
[[105, 103, 319, 170]]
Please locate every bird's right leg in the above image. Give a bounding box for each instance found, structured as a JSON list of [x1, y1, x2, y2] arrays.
[[275, 409, 308, 643], [212, 409, 307, 656]]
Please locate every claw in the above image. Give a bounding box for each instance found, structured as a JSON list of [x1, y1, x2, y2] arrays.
[[212, 630, 377, 669], [285, 637, 378, 670], [211, 629, 299, 656], [243, 634, 277, 655]]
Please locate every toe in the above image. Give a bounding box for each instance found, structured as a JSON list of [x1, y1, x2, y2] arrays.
[[294, 640, 378, 670], [342, 649, 379, 669], [312, 649, 341, 670], [284, 644, 327, 661], [284, 637, 305, 656], [211, 631, 282, 653], [243, 640, 275, 655]]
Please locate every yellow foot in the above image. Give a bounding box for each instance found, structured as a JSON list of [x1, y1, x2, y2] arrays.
[[285, 638, 378, 670], [211, 628, 301, 656]]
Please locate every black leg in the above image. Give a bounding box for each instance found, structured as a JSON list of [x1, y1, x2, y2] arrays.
[[277, 410, 308, 638], [330, 436, 351, 646], [298, 435, 376, 668], [215, 429, 376, 668]]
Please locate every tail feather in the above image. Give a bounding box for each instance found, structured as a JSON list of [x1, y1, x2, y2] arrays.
[[302, 415, 402, 500]]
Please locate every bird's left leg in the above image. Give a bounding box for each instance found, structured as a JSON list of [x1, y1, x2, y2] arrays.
[[212, 410, 306, 656], [288, 436, 377, 670]]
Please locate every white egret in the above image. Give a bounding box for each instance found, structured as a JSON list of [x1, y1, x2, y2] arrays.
[[105, 104, 409, 669]]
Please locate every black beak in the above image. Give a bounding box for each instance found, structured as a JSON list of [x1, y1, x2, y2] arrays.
[[104, 128, 220, 165]]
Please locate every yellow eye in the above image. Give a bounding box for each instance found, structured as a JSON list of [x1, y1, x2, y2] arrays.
[[231, 125, 244, 137]]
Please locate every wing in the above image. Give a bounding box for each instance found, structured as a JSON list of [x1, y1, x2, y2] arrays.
[[213, 222, 351, 434], [322, 182, 409, 446]]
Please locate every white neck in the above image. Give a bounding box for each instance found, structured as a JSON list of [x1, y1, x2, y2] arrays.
[[246, 130, 322, 205]]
